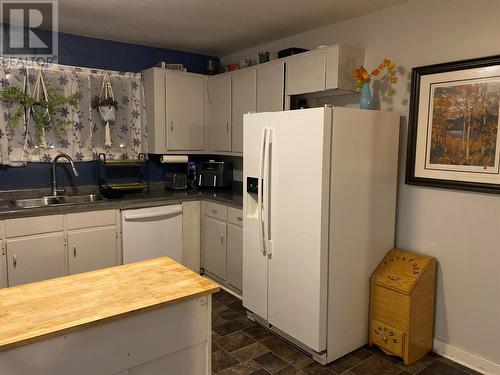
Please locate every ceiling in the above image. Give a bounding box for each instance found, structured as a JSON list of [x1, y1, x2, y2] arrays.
[[58, 0, 406, 56]]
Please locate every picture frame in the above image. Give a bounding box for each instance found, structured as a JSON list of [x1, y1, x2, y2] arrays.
[[406, 55, 500, 194]]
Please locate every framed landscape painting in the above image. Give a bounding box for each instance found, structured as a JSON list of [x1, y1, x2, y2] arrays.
[[406, 55, 500, 193]]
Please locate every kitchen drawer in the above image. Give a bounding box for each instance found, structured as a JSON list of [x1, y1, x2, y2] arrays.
[[5, 215, 64, 237], [370, 319, 405, 356], [227, 207, 243, 227], [204, 202, 227, 221], [66, 210, 116, 230]]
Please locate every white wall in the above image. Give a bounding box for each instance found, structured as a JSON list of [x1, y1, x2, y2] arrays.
[[223, 0, 500, 370]]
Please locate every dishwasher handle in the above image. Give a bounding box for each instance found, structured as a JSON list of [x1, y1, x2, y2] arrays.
[[123, 206, 182, 221]]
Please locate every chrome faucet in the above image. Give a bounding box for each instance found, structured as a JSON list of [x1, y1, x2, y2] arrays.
[[52, 153, 79, 196]]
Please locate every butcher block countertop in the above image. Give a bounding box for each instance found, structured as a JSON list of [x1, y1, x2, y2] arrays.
[[0, 257, 219, 352]]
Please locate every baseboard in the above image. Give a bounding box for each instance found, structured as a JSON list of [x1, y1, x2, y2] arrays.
[[433, 339, 500, 374], [201, 273, 242, 299]]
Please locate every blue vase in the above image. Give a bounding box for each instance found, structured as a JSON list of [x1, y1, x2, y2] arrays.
[[360, 82, 373, 110]]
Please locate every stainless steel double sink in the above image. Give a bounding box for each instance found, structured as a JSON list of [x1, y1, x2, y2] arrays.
[[9, 194, 104, 209]]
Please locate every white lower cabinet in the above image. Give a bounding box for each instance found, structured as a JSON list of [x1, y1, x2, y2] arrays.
[[6, 232, 66, 287], [203, 216, 227, 280], [182, 201, 201, 273], [2, 210, 120, 288], [0, 222, 6, 288], [202, 203, 243, 293], [68, 226, 118, 275], [226, 223, 242, 291]]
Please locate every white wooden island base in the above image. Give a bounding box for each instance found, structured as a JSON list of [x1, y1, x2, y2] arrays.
[[0, 257, 219, 375]]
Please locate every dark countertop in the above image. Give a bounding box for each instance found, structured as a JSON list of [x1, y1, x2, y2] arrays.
[[0, 185, 243, 220]]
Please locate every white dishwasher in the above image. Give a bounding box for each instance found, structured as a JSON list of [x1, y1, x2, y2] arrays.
[[121, 204, 183, 264]]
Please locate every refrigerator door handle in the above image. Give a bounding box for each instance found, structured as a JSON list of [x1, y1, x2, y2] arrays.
[[258, 127, 267, 255], [263, 127, 272, 256]]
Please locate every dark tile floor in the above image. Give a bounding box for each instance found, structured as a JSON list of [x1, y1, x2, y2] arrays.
[[211, 290, 481, 375]]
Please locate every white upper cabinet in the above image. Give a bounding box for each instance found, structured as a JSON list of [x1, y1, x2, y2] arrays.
[[143, 67, 166, 153], [209, 75, 232, 152], [143, 44, 363, 156], [286, 53, 327, 96], [325, 45, 365, 91], [166, 72, 205, 151], [143, 67, 206, 153], [257, 62, 284, 113], [231, 69, 256, 153], [286, 44, 364, 96]]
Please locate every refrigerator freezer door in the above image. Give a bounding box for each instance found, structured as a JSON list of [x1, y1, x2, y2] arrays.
[[243, 112, 272, 320], [267, 108, 331, 352]]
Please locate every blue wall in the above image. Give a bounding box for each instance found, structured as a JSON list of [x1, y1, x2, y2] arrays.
[[0, 155, 223, 190], [0, 30, 212, 190], [57, 31, 211, 73]]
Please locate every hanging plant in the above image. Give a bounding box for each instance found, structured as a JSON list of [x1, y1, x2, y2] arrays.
[[0, 71, 77, 146], [91, 71, 117, 148]]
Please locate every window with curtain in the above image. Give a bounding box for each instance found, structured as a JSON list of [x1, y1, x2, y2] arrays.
[[0, 63, 148, 165]]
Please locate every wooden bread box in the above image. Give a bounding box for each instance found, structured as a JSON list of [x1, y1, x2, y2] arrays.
[[369, 248, 436, 365]]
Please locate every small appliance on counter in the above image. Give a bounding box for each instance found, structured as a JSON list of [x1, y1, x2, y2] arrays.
[[196, 161, 233, 188], [165, 172, 187, 190], [161, 155, 189, 190]]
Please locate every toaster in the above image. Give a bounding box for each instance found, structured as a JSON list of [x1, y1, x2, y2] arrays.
[[196, 161, 233, 188]]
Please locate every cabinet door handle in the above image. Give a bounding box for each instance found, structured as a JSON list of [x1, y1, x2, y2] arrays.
[[73, 244, 77, 258], [226, 122, 229, 132], [237, 216, 243, 221], [211, 209, 217, 214], [170, 121, 174, 131], [220, 234, 224, 245], [13, 253, 17, 268]]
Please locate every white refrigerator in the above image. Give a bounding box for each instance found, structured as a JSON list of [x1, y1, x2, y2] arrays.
[[243, 106, 400, 364]]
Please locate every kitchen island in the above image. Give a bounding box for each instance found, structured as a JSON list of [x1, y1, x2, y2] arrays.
[[0, 257, 219, 375]]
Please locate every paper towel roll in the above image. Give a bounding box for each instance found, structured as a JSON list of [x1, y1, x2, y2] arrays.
[[161, 155, 188, 164]]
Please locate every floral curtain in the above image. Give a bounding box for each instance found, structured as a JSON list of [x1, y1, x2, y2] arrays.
[[0, 63, 147, 165]]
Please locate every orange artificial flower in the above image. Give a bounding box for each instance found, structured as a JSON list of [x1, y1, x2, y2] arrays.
[[352, 58, 398, 96]]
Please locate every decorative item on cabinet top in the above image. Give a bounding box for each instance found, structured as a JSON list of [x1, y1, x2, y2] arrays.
[[155, 61, 186, 72], [369, 248, 436, 365], [352, 59, 397, 110]]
